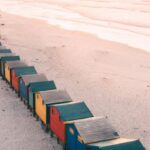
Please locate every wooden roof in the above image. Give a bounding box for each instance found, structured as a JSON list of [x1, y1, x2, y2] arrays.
[[0, 46, 6, 49], [40, 90, 72, 104], [6, 61, 27, 68], [0, 53, 15, 58], [74, 117, 119, 144], [21, 74, 47, 86]]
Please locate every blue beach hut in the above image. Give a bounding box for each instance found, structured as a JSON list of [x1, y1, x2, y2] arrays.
[[19, 74, 48, 102], [66, 117, 145, 150]]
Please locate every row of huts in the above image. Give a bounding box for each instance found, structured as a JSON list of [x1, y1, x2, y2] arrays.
[[0, 44, 145, 150]]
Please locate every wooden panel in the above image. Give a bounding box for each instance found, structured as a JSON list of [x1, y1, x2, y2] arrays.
[[41, 90, 72, 104], [75, 117, 119, 144], [5, 64, 11, 82], [35, 93, 47, 124], [22, 74, 47, 86], [50, 107, 66, 143], [11, 70, 19, 92]]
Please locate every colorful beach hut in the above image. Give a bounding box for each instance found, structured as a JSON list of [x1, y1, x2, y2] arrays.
[[35, 90, 72, 131], [50, 101, 93, 145], [28, 81, 56, 116], [19, 74, 48, 102], [11, 66, 37, 92], [5, 61, 27, 83], [0, 55, 20, 77], [66, 117, 145, 150]]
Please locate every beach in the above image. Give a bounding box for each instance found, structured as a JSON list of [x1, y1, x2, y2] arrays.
[[0, 0, 150, 150]]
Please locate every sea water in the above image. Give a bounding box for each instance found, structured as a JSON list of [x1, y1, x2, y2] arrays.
[[0, 0, 150, 51]]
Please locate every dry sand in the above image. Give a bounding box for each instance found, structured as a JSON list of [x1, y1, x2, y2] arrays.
[[0, 12, 150, 149]]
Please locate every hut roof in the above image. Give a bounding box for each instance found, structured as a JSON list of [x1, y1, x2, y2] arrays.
[[0, 46, 6, 49], [13, 66, 37, 76], [0, 49, 12, 53], [74, 117, 119, 144], [21, 74, 48, 86], [87, 138, 145, 150], [29, 81, 56, 93], [6, 61, 27, 69], [1, 55, 20, 61], [39, 90, 72, 105], [54, 101, 93, 122], [0, 53, 15, 59]]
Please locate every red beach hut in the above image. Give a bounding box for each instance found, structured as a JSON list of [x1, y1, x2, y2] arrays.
[[50, 101, 93, 145], [11, 66, 37, 92]]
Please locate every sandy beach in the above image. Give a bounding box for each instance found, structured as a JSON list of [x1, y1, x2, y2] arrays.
[[0, 5, 150, 150]]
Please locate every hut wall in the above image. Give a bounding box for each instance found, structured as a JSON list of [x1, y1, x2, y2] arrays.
[[19, 79, 28, 100], [50, 107, 66, 143], [66, 124, 86, 150], [35, 93, 47, 124], [5, 64, 11, 82], [11, 70, 19, 91], [29, 90, 34, 109]]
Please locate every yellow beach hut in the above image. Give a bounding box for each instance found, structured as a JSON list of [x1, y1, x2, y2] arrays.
[[5, 61, 27, 83], [35, 90, 72, 132]]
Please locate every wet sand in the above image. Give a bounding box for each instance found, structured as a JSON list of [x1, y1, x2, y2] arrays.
[[0, 12, 150, 149]]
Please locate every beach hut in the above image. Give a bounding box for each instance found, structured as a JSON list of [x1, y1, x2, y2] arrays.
[[11, 66, 37, 92], [28, 80, 56, 116], [0, 55, 20, 77], [5, 61, 27, 83], [50, 101, 93, 145], [66, 117, 145, 150], [35, 90, 72, 131], [19, 74, 48, 103]]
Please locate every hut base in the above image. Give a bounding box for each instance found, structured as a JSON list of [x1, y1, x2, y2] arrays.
[[50, 130, 66, 150], [40, 119, 49, 133]]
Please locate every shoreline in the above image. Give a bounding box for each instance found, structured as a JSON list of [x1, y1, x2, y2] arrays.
[[0, 0, 150, 52], [0, 11, 150, 149]]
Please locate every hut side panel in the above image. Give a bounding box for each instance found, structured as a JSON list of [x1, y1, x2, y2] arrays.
[[35, 93, 47, 124], [50, 107, 66, 143], [11, 70, 19, 91], [19, 78, 28, 100], [66, 124, 86, 150], [5, 63, 10, 82]]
